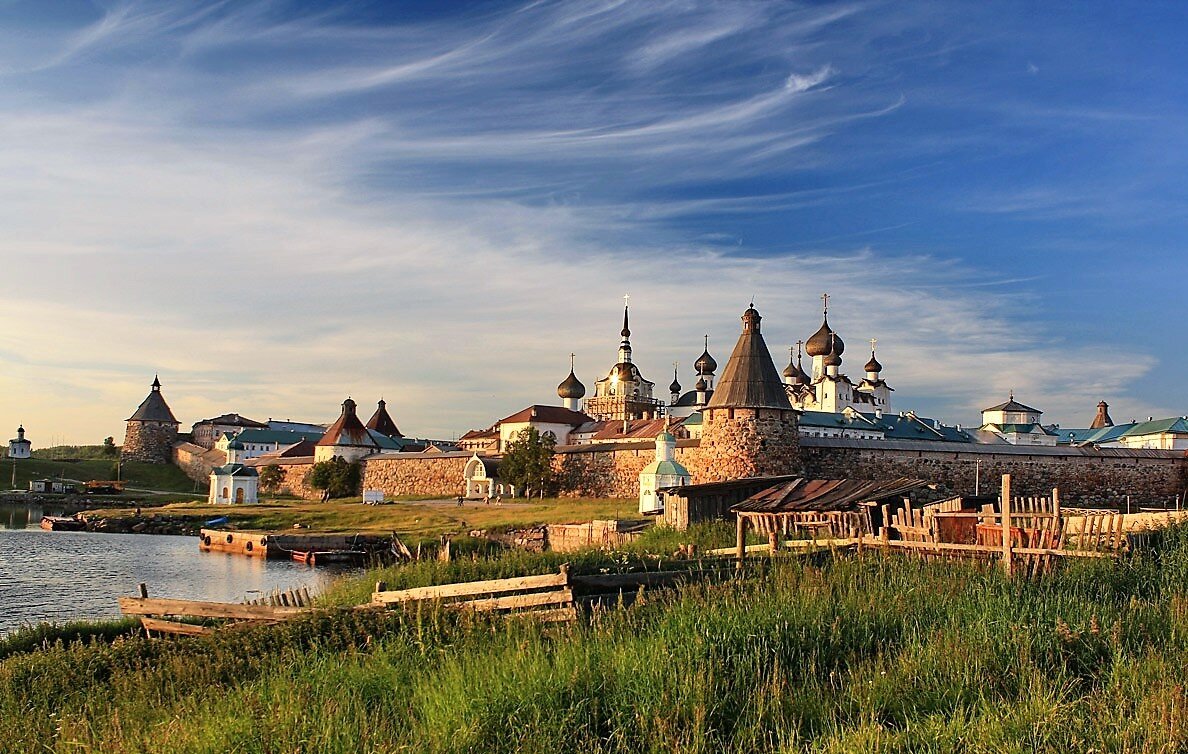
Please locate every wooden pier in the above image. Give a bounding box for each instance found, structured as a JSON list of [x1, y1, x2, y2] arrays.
[[198, 529, 390, 559]]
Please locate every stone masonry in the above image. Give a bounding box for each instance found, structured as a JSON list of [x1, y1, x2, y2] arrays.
[[691, 407, 801, 482], [122, 421, 178, 464], [361, 455, 470, 499]]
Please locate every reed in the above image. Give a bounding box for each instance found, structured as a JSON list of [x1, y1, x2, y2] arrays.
[[4, 527, 1188, 752]]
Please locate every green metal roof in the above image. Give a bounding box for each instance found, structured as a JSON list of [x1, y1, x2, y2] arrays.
[[642, 459, 690, 477], [1122, 417, 1188, 437], [235, 428, 324, 445]]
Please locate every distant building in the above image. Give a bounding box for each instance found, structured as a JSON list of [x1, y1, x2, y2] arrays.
[[979, 394, 1057, 446], [315, 398, 382, 462], [220, 428, 325, 459], [458, 429, 499, 453], [209, 438, 259, 504], [785, 297, 893, 414], [582, 302, 664, 421], [667, 336, 718, 419], [7, 426, 31, 459], [191, 413, 268, 449], [122, 376, 180, 464], [496, 405, 592, 450]]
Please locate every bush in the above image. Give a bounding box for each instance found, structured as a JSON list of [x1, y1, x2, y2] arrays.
[[307, 458, 361, 498]]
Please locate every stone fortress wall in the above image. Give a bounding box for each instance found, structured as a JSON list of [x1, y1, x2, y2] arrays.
[[191, 438, 1188, 507], [122, 422, 178, 464]]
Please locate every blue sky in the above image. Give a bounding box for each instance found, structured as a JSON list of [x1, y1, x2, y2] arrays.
[[0, 0, 1184, 444]]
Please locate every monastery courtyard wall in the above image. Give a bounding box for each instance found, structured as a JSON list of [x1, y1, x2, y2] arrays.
[[197, 439, 1187, 506]]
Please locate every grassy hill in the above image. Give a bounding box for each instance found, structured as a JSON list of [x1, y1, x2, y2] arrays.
[[3, 456, 198, 494]]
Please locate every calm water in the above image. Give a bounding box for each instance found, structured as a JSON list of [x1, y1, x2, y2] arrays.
[[0, 503, 352, 634]]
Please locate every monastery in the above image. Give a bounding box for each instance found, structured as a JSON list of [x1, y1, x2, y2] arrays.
[[118, 296, 1188, 514]]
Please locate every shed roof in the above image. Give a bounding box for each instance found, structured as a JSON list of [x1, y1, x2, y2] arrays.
[[732, 477, 931, 514]]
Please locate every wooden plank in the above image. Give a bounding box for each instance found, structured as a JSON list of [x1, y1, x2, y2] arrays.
[[140, 617, 214, 637], [372, 571, 569, 605], [1002, 475, 1013, 577], [462, 588, 573, 612], [119, 597, 310, 620]]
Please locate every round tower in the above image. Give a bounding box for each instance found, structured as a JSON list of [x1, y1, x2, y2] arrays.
[[122, 375, 181, 464], [693, 305, 801, 482]]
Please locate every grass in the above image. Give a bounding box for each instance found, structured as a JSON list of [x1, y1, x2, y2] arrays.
[[90, 495, 638, 535], [2, 456, 198, 494], [5, 526, 1188, 752]]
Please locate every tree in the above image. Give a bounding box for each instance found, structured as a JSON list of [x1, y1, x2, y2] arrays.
[[258, 464, 283, 494], [102, 437, 118, 457], [499, 426, 556, 498], [307, 457, 361, 499]]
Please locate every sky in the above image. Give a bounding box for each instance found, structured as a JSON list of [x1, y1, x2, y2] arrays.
[[1, 0, 1186, 445]]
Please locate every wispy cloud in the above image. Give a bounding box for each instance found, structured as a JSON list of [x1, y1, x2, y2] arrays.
[[0, 0, 1180, 443]]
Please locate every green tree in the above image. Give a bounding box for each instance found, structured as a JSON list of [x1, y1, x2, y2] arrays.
[[258, 464, 283, 494], [499, 426, 556, 498], [102, 437, 117, 457], [308, 457, 361, 499]]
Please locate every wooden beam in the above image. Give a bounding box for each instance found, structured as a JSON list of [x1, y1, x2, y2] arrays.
[[119, 597, 310, 621], [736, 514, 746, 570], [462, 588, 574, 612], [139, 617, 214, 637], [1001, 474, 1013, 577], [372, 571, 569, 605]]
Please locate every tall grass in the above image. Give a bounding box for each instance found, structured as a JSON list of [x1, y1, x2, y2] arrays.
[[5, 528, 1188, 752]]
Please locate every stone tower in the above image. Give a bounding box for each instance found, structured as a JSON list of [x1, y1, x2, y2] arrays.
[[693, 305, 801, 482], [122, 376, 181, 464]]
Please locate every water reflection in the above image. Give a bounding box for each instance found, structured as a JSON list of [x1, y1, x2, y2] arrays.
[[0, 504, 353, 633]]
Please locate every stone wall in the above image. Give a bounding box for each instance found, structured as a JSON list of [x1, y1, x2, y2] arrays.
[[361, 454, 470, 498], [172, 441, 226, 483], [691, 407, 801, 482], [554, 442, 698, 498], [271, 461, 316, 499], [122, 421, 179, 464], [800, 440, 1188, 507]]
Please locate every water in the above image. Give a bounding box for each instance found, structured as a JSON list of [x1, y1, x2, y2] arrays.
[[0, 503, 352, 634]]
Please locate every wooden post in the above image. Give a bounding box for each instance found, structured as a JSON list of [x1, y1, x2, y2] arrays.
[[375, 581, 387, 595], [768, 530, 778, 556], [856, 530, 865, 556], [736, 515, 746, 570], [1001, 474, 1013, 577], [138, 583, 149, 599]]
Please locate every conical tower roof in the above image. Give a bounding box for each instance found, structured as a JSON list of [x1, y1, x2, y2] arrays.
[[1089, 401, 1114, 429], [365, 399, 403, 438], [126, 376, 179, 423], [318, 398, 381, 449], [706, 306, 794, 410]]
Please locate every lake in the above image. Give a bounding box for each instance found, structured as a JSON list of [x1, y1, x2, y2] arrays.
[[0, 502, 352, 634]]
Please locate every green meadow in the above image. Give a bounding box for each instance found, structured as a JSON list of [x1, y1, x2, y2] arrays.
[[3, 525, 1188, 752]]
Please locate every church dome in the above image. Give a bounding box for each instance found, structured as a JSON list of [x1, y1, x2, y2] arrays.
[[669, 376, 682, 394], [609, 363, 640, 383], [695, 376, 708, 392], [864, 353, 882, 373], [557, 371, 586, 399], [694, 348, 717, 375], [806, 318, 844, 357]]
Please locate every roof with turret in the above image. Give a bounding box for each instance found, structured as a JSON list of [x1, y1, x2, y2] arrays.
[[126, 378, 180, 424], [365, 399, 403, 438], [706, 306, 794, 411], [317, 398, 381, 449]]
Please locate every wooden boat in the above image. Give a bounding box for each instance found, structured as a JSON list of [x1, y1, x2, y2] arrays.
[[290, 549, 367, 566], [40, 515, 86, 531]]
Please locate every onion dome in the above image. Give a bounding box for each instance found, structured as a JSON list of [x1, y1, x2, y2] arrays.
[[557, 370, 586, 400], [864, 352, 882, 373], [824, 350, 841, 368], [694, 335, 717, 375], [695, 376, 708, 392], [621, 305, 631, 338], [806, 317, 845, 357], [669, 366, 681, 395], [823, 334, 842, 368]]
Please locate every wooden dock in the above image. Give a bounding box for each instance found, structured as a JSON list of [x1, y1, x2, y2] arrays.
[[198, 529, 390, 559]]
